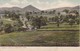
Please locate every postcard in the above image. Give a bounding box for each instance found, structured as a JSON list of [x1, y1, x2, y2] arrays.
[[0, 0, 79, 51]]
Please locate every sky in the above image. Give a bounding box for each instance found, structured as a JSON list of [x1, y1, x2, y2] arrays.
[[0, 0, 79, 10]]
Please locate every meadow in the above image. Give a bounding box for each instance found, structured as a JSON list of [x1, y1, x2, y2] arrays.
[[0, 23, 79, 46]]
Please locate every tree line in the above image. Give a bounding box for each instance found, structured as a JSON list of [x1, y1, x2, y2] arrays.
[[0, 9, 79, 33]]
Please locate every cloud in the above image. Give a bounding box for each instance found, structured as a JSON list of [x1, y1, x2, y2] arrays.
[[53, 0, 76, 8], [30, 0, 77, 10], [0, 0, 28, 8], [0, 0, 79, 10], [0, 3, 15, 7], [9, 0, 29, 7]]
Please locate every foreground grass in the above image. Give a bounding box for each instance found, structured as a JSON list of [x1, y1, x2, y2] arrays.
[[0, 31, 79, 46]]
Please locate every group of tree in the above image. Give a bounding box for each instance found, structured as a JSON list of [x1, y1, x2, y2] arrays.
[[32, 16, 47, 29], [49, 9, 79, 27], [0, 9, 79, 33], [4, 10, 20, 20]]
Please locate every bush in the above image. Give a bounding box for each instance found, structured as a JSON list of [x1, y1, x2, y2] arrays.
[[4, 24, 14, 33]]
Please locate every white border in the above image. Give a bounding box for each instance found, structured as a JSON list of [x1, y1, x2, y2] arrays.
[[0, 47, 80, 51]]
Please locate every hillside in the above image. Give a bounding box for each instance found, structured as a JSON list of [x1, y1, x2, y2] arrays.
[[0, 5, 41, 14], [45, 5, 80, 12], [22, 5, 40, 12], [0, 5, 79, 14]]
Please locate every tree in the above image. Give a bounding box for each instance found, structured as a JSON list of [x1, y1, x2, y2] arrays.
[[4, 24, 14, 33], [32, 16, 41, 29], [55, 12, 61, 27], [25, 12, 30, 21], [63, 16, 69, 23], [68, 19, 75, 27], [13, 19, 23, 31], [4, 10, 11, 18], [58, 12, 60, 15], [40, 16, 47, 26], [49, 11, 52, 14], [52, 10, 56, 14], [70, 10, 79, 17], [0, 21, 4, 31], [41, 11, 44, 14], [75, 18, 80, 25], [56, 16, 60, 27], [63, 9, 69, 13], [11, 12, 20, 20], [32, 16, 47, 29]]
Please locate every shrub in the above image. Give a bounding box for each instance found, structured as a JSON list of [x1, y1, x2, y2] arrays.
[[4, 24, 14, 33]]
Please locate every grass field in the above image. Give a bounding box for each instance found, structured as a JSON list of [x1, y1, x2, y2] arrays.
[[0, 31, 79, 46], [0, 19, 79, 46], [38, 23, 79, 31]]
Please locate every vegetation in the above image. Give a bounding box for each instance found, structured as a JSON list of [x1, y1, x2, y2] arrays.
[[0, 9, 79, 46], [0, 31, 79, 46]]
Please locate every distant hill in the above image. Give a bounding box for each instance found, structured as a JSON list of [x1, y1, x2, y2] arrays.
[[72, 5, 80, 12], [0, 7, 21, 12], [45, 5, 80, 12], [0, 5, 79, 14], [0, 7, 22, 14], [0, 5, 41, 14], [22, 5, 40, 12]]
